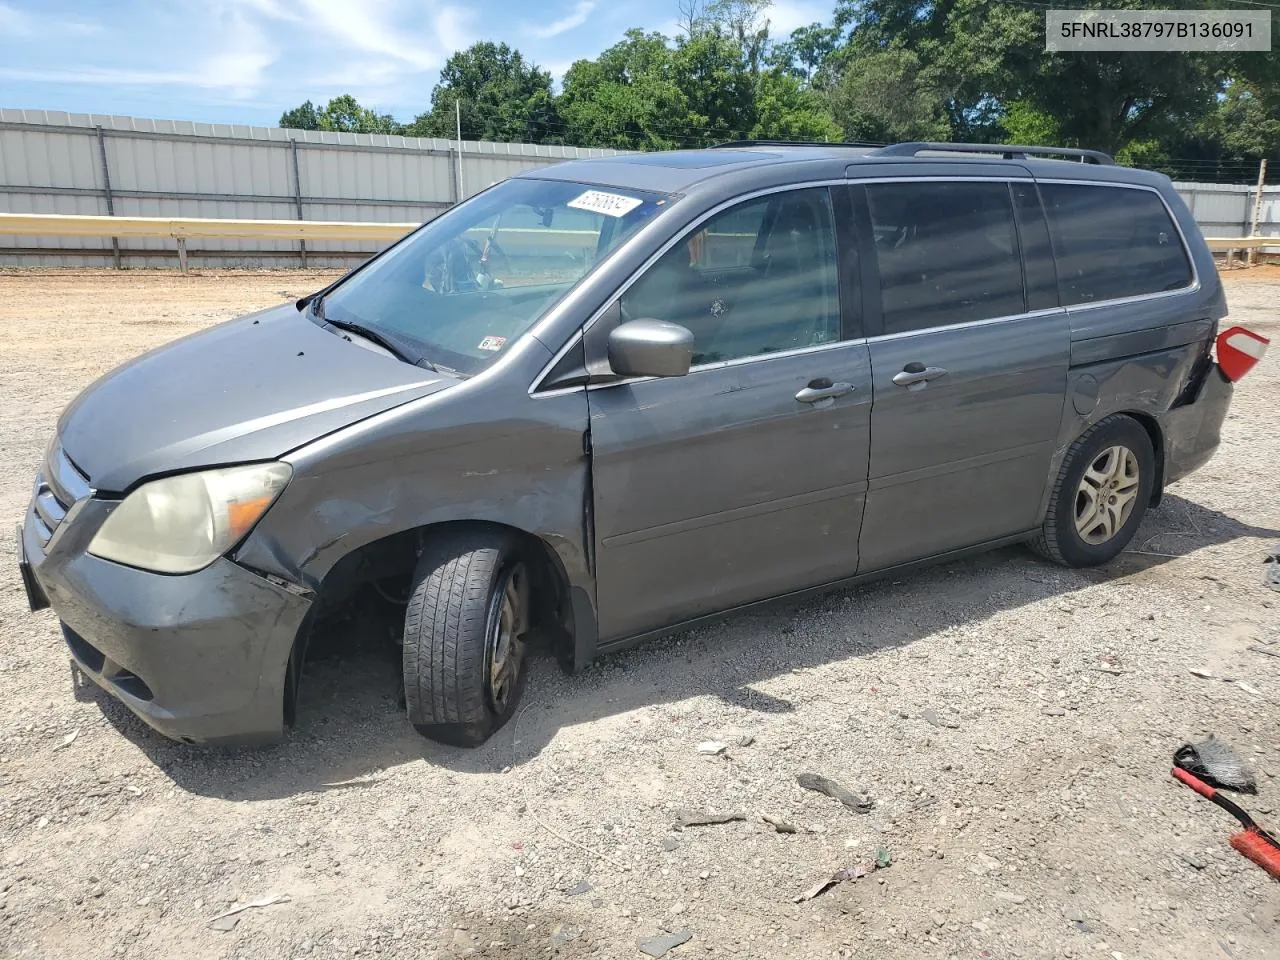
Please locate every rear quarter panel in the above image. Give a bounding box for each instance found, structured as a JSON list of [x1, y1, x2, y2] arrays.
[[1042, 180, 1228, 515]]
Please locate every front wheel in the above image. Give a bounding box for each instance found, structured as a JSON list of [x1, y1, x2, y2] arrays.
[[403, 530, 531, 747], [1031, 415, 1155, 567]]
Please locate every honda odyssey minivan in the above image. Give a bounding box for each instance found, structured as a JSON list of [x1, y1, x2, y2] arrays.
[[19, 141, 1267, 747]]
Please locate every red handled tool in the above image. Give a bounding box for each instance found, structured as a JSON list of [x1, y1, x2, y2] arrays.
[[1171, 766, 1280, 880]]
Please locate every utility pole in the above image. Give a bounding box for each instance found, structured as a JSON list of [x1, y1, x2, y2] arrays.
[[1248, 158, 1267, 267], [455, 99, 465, 203]]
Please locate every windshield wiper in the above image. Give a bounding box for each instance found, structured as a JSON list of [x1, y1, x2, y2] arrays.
[[311, 298, 440, 372]]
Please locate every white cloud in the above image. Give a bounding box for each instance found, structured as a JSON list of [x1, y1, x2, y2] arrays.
[[0, 0, 477, 109], [298, 0, 451, 69], [529, 0, 595, 39]]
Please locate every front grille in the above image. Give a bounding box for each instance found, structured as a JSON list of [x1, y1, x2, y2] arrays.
[[31, 442, 91, 547]]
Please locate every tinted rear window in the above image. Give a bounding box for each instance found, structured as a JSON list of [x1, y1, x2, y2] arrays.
[[866, 181, 1025, 334], [1040, 183, 1193, 306]]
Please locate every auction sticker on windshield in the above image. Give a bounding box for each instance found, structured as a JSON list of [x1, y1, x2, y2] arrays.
[[477, 335, 507, 352], [568, 190, 644, 218]]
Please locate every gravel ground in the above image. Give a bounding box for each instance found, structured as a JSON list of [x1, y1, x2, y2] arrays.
[[0, 267, 1278, 960]]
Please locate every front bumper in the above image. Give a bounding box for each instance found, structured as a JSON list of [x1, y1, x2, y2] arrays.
[[21, 493, 311, 745]]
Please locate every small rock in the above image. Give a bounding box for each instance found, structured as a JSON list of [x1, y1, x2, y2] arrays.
[[921, 708, 960, 729], [697, 741, 727, 756], [550, 924, 582, 947], [662, 837, 679, 852], [1179, 851, 1207, 871], [735, 735, 755, 747], [930, 910, 946, 927], [1064, 905, 1085, 923], [1190, 668, 1215, 679], [1042, 707, 1067, 717], [637, 931, 693, 958], [762, 815, 798, 834], [566, 881, 593, 897]]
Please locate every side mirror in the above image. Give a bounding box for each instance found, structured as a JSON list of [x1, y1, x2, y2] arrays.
[[607, 319, 695, 379]]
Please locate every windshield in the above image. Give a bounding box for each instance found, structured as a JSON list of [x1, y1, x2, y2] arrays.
[[319, 178, 669, 375]]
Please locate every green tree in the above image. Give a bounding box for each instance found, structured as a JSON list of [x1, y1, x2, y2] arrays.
[[316, 95, 404, 135], [832, 0, 1279, 154], [558, 31, 693, 150], [406, 42, 560, 143], [279, 100, 319, 130], [825, 48, 950, 143], [278, 96, 403, 134], [770, 23, 841, 83], [559, 8, 841, 150]]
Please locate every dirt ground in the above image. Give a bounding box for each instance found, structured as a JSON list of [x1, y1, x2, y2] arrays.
[[0, 268, 1278, 960]]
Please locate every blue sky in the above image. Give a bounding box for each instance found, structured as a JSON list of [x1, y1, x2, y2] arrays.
[[0, 0, 831, 127]]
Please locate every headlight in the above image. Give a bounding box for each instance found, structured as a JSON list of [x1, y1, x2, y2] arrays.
[[88, 463, 291, 574]]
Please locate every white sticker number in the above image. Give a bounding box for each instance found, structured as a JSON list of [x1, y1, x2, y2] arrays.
[[567, 190, 644, 218]]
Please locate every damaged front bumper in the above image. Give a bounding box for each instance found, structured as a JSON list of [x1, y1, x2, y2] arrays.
[[21, 488, 311, 746]]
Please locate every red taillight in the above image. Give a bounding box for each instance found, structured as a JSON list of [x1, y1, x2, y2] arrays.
[[1216, 325, 1270, 382]]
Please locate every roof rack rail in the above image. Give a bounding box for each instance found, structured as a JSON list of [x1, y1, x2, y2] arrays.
[[875, 142, 1114, 165], [710, 139, 883, 149]]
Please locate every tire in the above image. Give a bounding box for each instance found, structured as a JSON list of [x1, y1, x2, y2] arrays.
[[403, 529, 531, 747], [1030, 415, 1155, 568]]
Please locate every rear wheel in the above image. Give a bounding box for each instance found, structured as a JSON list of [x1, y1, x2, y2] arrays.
[[403, 529, 530, 747], [1031, 415, 1155, 567]]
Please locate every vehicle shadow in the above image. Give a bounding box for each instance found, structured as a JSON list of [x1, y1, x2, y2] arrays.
[[87, 493, 1280, 801]]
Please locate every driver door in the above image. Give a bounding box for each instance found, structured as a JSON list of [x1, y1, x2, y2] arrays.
[[586, 187, 874, 643]]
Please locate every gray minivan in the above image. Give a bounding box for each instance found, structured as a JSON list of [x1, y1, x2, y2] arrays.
[[18, 141, 1263, 747]]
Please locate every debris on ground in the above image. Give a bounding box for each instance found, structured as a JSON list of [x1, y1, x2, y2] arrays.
[[1190, 668, 1216, 679], [793, 852, 889, 903], [761, 814, 798, 834], [550, 923, 582, 947], [1175, 737, 1258, 793], [672, 810, 746, 831], [1248, 644, 1280, 660], [696, 741, 727, 756], [921, 707, 960, 729], [1263, 545, 1280, 591], [565, 881, 593, 897], [796, 773, 872, 813], [1042, 706, 1067, 717], [636, 930, 693, 957], [58, 730, 78, 749], [207, 894, 291, 932]]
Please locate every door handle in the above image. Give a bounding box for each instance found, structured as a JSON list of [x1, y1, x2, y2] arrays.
[[892, 364, 948, 389], [795, 379, 853, 404]]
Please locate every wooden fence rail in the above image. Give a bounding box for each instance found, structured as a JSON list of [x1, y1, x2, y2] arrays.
[[1, 211, 1276, 273]]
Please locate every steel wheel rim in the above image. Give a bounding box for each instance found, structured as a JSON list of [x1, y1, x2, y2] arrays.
[[486, 564, 527, 712], [1074, 444, 1140, 545]]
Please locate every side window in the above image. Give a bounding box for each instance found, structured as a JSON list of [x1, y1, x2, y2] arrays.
[[621, 188, 841, 366], [1040, 183, 1193, 305], [866, 181, 1025, 335]]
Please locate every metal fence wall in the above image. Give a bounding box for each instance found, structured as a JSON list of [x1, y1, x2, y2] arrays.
[[1172, 180, 1279, 246], [1, 110, 1276, 268], [0, 110, 624, 268]]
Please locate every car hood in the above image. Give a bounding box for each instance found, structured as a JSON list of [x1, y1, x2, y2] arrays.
[[57, 303, 453, 491]]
